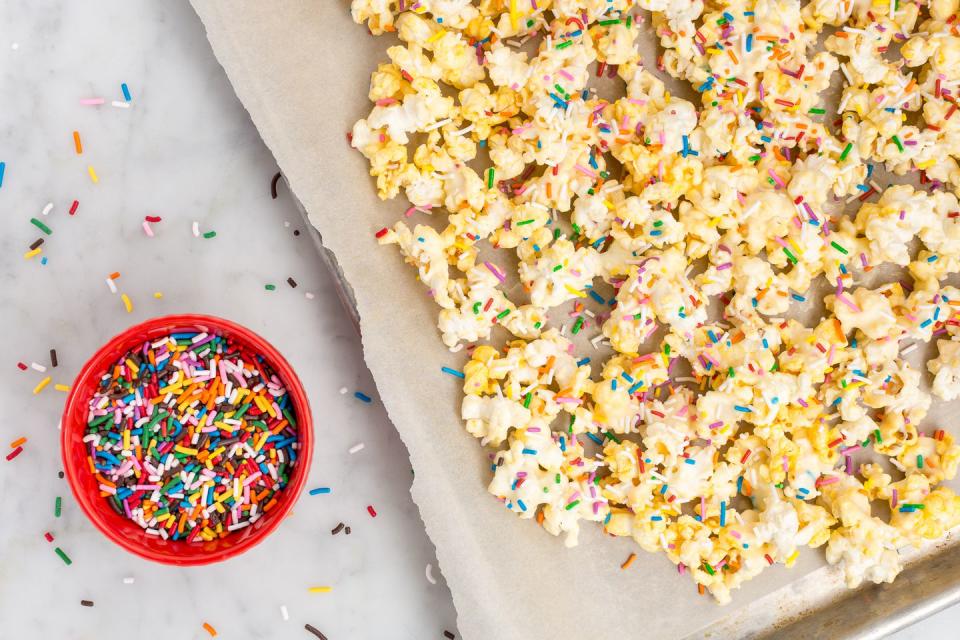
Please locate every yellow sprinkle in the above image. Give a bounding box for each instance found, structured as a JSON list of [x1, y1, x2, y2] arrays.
[[917, 159, 936, 170], [33, 376, 52, 394], [87, 165, 99, 183], [308, 586, 333, 593], [153, 291, 163, 299], [564, 284, 587, 298], [54, 384, 71, 392], [24, 248, 41, 259], [510, 0, 518, 30], [175, 445, 199, 456], [121, 293, 133, 313], [426, 29, 445, 44]]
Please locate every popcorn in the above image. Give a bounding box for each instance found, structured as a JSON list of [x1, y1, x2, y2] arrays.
[[351, 0, 960, 605]]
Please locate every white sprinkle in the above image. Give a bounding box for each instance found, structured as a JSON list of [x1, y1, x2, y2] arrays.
[[280, 605, 289, 621], [426, 563, 437, 585], [192, 221, 200, 237], [11, 43, 18, 50], [106, 278, 118, 294], [31, 362, 46, 372], [348, 442, 365, 454], [123, 577, 135, 584], [305, 292, 315, 300], [41, 202, 53, 216], [339, 386, 348, 395], [900, 343, 919, 356], [111, 100, 131, 109], [283, 221, 291, 228]]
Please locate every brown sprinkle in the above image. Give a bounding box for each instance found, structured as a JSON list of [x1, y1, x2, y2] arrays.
[[331, 522, 345, 535], [50, 349, 58, 368], [304, 623, 328, 639], [29, 238, 44, 250], [344, 526, 351, 535], [287, 277, 298, 289], [271, 171, 282, 199], [80, 600, 94, 607], [443, 632, 456, 639]]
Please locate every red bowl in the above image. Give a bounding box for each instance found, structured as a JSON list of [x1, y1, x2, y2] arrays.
[[61, 314, 313, 565]]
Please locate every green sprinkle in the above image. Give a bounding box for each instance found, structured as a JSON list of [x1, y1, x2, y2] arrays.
[[516, 219, 534, 226], [496, 309, 510, 319], [55, 547, 72, 565], [30, 218, 52, 235], [265, 284, 276, 291], [728, 366, 735, 378], [703, 563, 715, 576], [748, 155, 761, 163], [523, 393, 532, 408], [874, 429, 882, 444], [918, 455, 924, 469], [664, 344, 671, 355], [556, 40, 573, 49], [203, 230, 217, 239], [572, 316, 584, 334], [783, 247, 798, 264], [604, 431, 621, 444], [533, 321, 542, 329], [839, 142, 853, 161], [565, 499, 580, 510], [472, 302, 481, 314], [552, 264, 563, 272], [830, 241, 849, 255], [653, 220, 663, 227], [598, 19, 621, 26], [55, 496, 62, 518], [892, 135, 904, 152], [487, 168, 494, 189], [808, 107, 825, 115], [555, 473, 561, 484]]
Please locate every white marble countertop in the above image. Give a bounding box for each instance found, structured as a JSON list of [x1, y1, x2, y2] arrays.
[[0, 2, 456, 639], [0, 2, 956, 639]]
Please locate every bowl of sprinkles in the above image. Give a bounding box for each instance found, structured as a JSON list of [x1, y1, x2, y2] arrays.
[[61, 314, 312, 565]]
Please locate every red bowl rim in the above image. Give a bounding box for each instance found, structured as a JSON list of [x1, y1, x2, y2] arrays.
[[60, 313, 313, 565]]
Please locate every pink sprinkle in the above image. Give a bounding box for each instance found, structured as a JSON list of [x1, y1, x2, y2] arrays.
[[678, 563, 686, 575], [483, 261, 506, 282], [716, 263, 732, 270], [558, 69, 574, 81], [554, 397, 582, 405], [730, 530, 741, 539], [574, 164, 597, 178], [816, 475, 840, 487], [891, 489, 898, 508], [374, 98, 397, 107], [835, 293, 861, 313], [80, 98, 105, 105], [709, 421, 724, 430], [142, 221, 154, 237], [767, 168, 786, 188]]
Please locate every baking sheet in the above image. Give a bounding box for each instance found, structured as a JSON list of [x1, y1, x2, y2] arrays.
[[189, 3, 960, 638]]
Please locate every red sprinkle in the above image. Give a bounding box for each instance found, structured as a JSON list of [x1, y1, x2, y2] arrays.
[[366, 505, 377, 518], [69, 200, 79, 215], [764, 554, 774, 565], [374, 227, 389, 239], [17, 362, 28, 371], [145, 215, 162, 223], [44, 532, 54, 542], [6, 446, 23, 461]]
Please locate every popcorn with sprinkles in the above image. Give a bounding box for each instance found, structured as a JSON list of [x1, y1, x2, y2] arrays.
[[351, 0, 960, 603]]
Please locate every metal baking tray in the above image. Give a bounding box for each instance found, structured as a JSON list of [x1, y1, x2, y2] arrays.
[[290, 185, 960, 639]]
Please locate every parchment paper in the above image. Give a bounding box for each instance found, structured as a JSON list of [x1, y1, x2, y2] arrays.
[[188, 3, 916, 637]]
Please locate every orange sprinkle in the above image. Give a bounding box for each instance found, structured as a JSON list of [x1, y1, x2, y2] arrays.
[[202, 622, 217, 637], [72, 131, 83, 154], [9, 437, 26, 448], [109, 271, 120, 280], [621, 553, 637, 570]]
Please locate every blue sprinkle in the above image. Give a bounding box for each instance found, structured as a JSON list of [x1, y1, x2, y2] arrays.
[[576, 358, 591, 366], [791, 293, 806, 302], [522, 448, 537, 455], [621, 372, 634, 383], [920, 319, 933, 328], [684, 458, 696, 465], [628, 381, 644, 394], [0, 161, 5, 188], [354, 391, 372, 403], [309, 487, 332, 495], [650, 229, 662, 236], [589, 290, 605, 305], [720, 501, 726, 527], [651, 515, 663, 521], [737, 476, 744, 494], [722, 11, 734, 22], [611, 379, 617, 391], [659, 484, 668, 495], [121, 82, 132, 101], [441, 366, 465, 379], [41, 256, 48, 265], [746, 34, 753, 52], [928, 255, 939, 262], [734, 405, 752, 413], [517, 499, 527, 511], [586, 433, 604, 446]]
